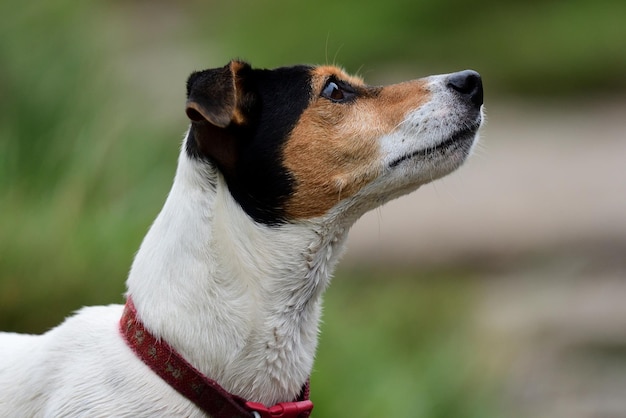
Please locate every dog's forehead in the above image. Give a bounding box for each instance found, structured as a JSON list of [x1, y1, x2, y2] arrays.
[[308, 65, 365, 89]]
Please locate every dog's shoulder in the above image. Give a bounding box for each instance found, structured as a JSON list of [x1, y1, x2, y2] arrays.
[[1, 304, 203, 417]]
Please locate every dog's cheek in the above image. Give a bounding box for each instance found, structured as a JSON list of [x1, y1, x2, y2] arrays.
[[281, 102, 383, 219]]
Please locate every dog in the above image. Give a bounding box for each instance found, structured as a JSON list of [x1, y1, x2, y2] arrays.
[[0, 60, 483, 417]]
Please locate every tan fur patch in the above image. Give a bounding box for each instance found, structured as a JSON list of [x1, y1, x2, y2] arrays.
[[283, 67, 431, 219], [230, 60, 249, 125]]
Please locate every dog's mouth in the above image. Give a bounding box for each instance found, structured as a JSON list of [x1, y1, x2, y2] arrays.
[[389, 123, 480, 168]]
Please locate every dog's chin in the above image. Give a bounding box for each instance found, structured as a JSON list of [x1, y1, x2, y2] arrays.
[[369, 125, 480, 205], [341, 128, 475, 217], [389, 123, 480, 169]]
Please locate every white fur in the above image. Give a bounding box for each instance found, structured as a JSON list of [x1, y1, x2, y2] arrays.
[[0, 73, 481, 417]]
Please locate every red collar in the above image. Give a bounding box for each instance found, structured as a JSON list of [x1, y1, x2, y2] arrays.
[[119, 297, 313, 418]]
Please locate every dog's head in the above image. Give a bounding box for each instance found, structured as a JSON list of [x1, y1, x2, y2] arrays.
[[185, 60, 483, 225]]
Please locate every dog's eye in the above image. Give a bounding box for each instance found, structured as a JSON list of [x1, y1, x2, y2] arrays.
[[322, 82, 344, 101], [321, 80, 355, 103]]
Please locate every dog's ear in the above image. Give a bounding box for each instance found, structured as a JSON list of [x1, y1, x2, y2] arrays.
[[184, 60, 253, 171], [185, 60, 251, 127]]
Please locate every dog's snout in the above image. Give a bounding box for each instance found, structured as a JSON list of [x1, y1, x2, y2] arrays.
[[446, 70, 483, 108]]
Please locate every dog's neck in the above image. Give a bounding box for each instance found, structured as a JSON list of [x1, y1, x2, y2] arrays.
[[126, 142, 352, 406]]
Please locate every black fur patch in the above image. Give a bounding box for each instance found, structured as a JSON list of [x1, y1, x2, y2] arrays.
[[187, 64, 313, 225]]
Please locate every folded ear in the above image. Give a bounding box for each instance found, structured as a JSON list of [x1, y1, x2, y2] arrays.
[[185, 60, 251, 127], [184, 60, 252, 171]]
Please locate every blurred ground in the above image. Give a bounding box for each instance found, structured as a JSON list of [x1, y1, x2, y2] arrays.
[[343, 98, 626, 418]]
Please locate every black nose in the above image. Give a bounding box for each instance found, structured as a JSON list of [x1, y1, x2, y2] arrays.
[[447, 70, 483, 108]]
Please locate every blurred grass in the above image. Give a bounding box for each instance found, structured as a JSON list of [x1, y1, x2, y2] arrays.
[[0, 1, 180, 330], [195, 0, 626, 96], [314, 269, 498, 418], [1, 0, 624, 415]]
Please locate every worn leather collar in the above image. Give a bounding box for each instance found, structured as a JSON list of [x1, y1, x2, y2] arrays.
[[119, 297, 313, 418]]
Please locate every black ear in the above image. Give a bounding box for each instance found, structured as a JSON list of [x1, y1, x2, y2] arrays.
[[185, 60, 251, 127], [184, 60, 253, 170]]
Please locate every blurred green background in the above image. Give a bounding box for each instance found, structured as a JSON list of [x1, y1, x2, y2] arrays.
[[2, 1, 625, 417]]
